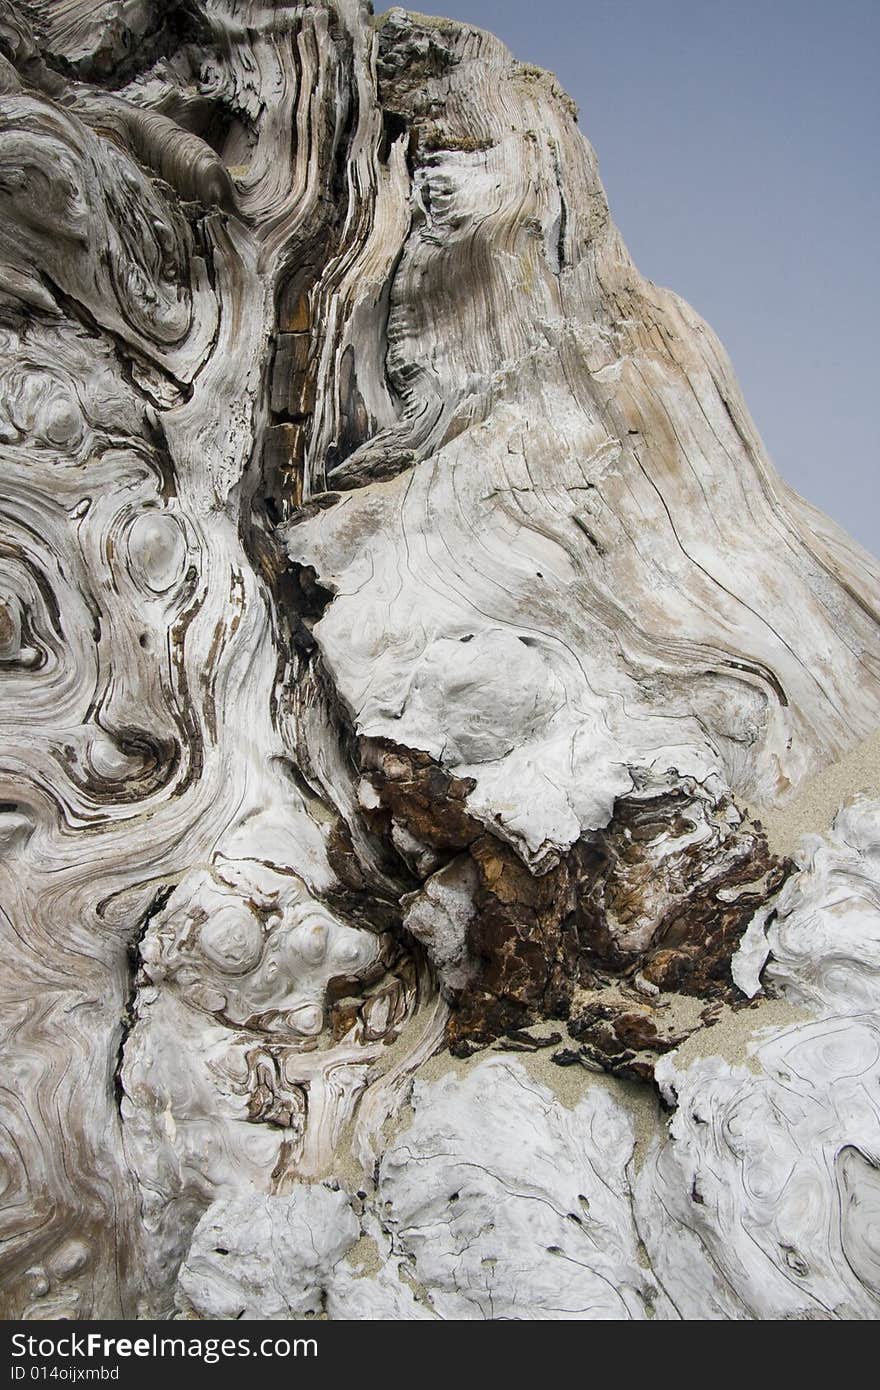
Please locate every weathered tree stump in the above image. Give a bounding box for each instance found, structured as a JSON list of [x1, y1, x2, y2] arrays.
[[0, 1, 879, 1319]]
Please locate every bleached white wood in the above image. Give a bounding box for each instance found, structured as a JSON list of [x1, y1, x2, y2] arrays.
[[0, 0, 878, 1320]]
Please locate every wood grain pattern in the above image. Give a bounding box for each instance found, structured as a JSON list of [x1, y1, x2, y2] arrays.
[[0, 1, 878, 1319]]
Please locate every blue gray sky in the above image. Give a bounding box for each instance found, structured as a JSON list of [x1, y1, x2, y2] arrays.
[[421, 1, 879, 558]]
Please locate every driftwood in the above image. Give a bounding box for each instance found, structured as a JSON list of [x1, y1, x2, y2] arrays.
[[0, 0, 879, 1319]]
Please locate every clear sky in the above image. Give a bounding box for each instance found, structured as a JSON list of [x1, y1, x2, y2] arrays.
[[416, 1, 879, 558]]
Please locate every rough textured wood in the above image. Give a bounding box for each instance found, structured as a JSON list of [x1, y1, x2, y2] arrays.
[[0, 0, 879, 1320]]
